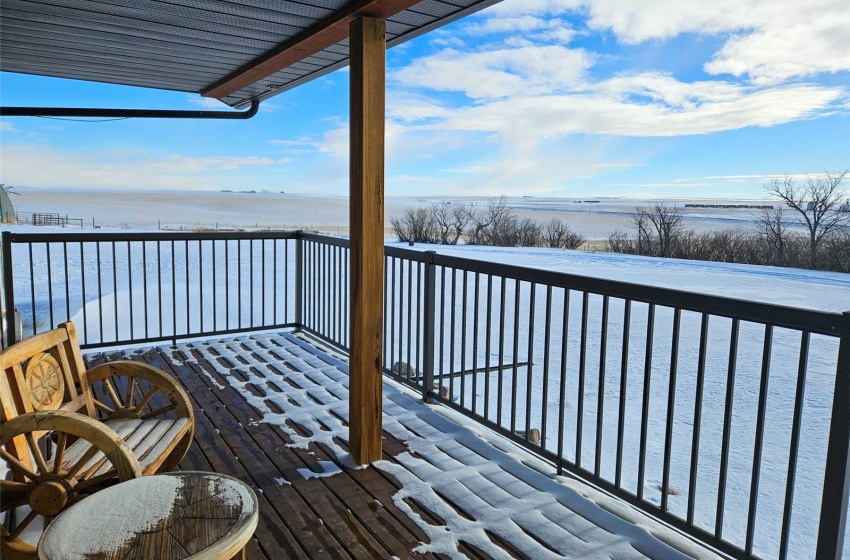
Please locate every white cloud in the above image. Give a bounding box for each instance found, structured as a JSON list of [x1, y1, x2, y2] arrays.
[[423, 81, 842, 138], [0, 144, 278, 190], [705, 8, 850, 84], [0, 122, 19, 133], [392, 45, 594, 99], [483, 0, 850, 84]]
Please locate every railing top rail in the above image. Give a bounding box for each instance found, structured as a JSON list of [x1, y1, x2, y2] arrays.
[[299, 232, 350, 248], [4, 230, 299, 243]]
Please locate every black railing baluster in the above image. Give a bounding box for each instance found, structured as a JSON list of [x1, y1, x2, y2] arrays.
[[557, 289, 571, 474], [745, 324, 773, 555], [322, 243, 327, 335], [577, 291, 589, 469], [511, 279, 520, 435], [438, 266, 446, 397], [111, 242, 118, 340], [688, 313, 709, 525], [716, 318, 739, 539], [343, 248, 351, 346], [81, 242, 87, 342], [596, 295, 609, 477], [616, 299, 631, 488], [199, 240, 203, 333], [780, 332, 809, 560], [249, 239, 254, 328], [2, 232, 15, 347], [63, 242, 70, 327], [485, 275, 493, 421], [383, 255, 389, 370], [407, 259, 413, 374], [460, 270, 468, 407], [224, 239, 230, 329], [541, 285, 552, 449], [423, 251, 436, 403], [128, 241, 133, 340], [156, 241, 162, 339], [497, 276, 507, 427], [171, 240, 176, 342], [472, 272, 480, 414], [661, 308, 682, 513], [294, 236, 301, 328], [184, 240, 190, 335], [449, 268, 457, 404], [47, 243, 54, 330], [525, 283, 536, 444], [638, 303, 655, 501], [237, 239, 242, 329], [390, 257, 396, 372], [261, 240, 265, 328], [28, 244, 35, 337], [414, 263, 420, 380], [96, 242, 104, 342]]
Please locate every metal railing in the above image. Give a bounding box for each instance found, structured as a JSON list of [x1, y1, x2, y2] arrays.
[[3, 230, 849, 560], [1, 231, 298, 348]]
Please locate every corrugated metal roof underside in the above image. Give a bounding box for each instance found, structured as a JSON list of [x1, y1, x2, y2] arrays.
[[0, 0, 500, 108]]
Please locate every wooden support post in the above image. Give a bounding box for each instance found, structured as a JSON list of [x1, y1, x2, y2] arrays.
[[349, 16, 385, 465]]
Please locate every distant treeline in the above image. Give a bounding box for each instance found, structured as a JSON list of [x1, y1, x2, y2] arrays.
[[390, 197, 585, 250], [391, 173, 850, 273]]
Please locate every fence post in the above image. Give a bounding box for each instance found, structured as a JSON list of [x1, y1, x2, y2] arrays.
[[294, 233, 303, 330], [422, 251, 436, 403], [816, 310, 850, 560], [2, 231, 15, 347]]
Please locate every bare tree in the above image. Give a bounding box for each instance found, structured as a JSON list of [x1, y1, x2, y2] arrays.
[[755, 207, 790, 266], [545, 219, 585, 249], [607, 229, 635, 254], [766, 171, 849, 268], [513, 217, 543, 247], [431, 202, 471, 245], [466, 196, 514, 246], [631, 204, 683, 257], [390, 207, 434, 243]]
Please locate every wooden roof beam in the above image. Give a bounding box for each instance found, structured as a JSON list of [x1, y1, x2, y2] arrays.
[[201, 0, 421, 100]]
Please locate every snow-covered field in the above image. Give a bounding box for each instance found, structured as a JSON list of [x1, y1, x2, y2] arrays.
[[2, 192, 848, 559], [9, 187, 786, 239]]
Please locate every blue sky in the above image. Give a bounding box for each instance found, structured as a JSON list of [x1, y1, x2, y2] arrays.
[[1, 0, 848, 199]]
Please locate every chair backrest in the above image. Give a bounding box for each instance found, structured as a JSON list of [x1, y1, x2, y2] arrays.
[[0, 322, 92, 467]]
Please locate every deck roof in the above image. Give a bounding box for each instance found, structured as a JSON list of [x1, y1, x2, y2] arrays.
[[87, 330, 721, 559], [0, 0, 500, 108]]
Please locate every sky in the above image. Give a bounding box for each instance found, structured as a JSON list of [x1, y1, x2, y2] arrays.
[[1, 0, 849, 199]]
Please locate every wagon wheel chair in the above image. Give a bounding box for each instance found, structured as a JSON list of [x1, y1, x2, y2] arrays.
[[1, 323, 194, 560]]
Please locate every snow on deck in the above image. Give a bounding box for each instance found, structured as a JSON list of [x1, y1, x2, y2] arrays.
[[171, 331, 723, 560]]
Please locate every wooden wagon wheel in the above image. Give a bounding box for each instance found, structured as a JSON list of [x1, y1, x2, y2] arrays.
[[84, 361, 194, 472], [1, 411, 142, 560]]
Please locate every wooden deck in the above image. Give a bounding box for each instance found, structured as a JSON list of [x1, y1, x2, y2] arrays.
[[84, 330, 719, 560], [86, 333, 497, 560]]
